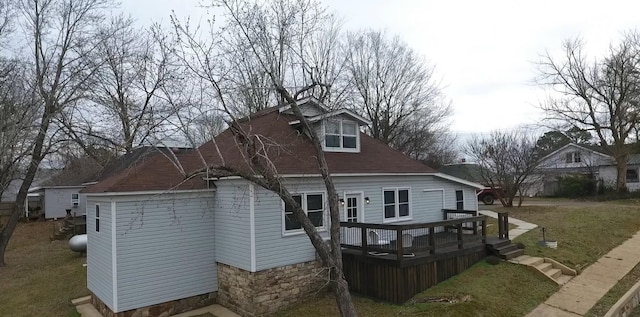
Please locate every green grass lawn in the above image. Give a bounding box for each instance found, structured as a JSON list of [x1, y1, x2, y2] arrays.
[[3, 203, 640, 317], [280, 203, 640, 316], [0, 221, 88, 317], [509, 204, 640, 272]]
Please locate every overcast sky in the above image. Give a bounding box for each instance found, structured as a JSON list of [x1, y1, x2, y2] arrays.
[[122, 0, 640, 134]]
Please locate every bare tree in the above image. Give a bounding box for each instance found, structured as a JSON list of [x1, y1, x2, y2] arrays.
[[0, 59, 36, 201], [171, 0, 357, 315], [537, 35, 640, 192], [58, 17, 178, 155], [466, 131, 540, 207], [0, 0, 113, 266], [344, 30, 453, 165]]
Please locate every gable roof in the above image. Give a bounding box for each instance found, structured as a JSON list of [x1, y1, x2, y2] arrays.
[[439, 163, 484, 184], [539, 143, 612, 164], [84, 102, 451, 194]]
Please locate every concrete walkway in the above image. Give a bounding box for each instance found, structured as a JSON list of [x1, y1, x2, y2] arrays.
[[74, 298, 240, 317], [478, 210, 538, 239], [526, 231, 640, 316]]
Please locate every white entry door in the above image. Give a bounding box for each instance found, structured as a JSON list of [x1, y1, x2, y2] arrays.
[[345, 193, 362, 223]]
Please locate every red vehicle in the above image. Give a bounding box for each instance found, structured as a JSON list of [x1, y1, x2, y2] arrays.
[[476, 187, 504, 205]]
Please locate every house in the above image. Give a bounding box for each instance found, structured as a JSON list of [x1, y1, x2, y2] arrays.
[[26, 147, 182, 219], [532, 143, 640, 195], [83, 98, 487, 317]]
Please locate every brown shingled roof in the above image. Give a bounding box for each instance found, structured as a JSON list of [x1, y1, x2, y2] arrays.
[[84, 107, 436, 193]]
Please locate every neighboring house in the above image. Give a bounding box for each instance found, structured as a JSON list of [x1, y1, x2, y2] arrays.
[[440, 162, 485, 184], [83, 98, 485, 317], [26, 147, 183, 219], [532, 143, 640, 195]]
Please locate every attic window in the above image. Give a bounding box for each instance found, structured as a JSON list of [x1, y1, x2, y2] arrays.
[[324, 120, 359, 152], [565, 152, 581, 163]]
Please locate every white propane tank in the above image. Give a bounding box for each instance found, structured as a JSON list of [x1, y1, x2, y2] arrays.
[[69, 234, 87, 252]]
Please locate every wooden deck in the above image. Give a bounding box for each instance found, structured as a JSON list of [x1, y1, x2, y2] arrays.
[[340, 210, 509, 303]]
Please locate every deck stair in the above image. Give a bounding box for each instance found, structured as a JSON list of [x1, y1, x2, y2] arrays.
[[509, 255, 576, 285], [485, 238, 524, 260]]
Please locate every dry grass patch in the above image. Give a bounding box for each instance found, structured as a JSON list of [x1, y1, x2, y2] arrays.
[[0, 221, 88, 317]]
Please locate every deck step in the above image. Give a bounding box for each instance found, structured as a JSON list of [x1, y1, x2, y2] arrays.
[[502, 248, 524, 260], [509, 256, 576, 285]]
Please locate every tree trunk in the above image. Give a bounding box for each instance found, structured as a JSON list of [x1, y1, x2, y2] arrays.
[[615, 154, 629, 193], [0, 109, 51, 266], [332, 268, 358, 316]]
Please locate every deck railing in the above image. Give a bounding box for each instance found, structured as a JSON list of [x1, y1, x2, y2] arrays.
[[340, 216, 488, 262]]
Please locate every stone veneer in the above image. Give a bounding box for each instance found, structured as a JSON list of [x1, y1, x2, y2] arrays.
[[217, 260, 327, 316], [90, 292, 217, 317]]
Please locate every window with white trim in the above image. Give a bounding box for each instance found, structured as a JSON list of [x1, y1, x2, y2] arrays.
[[283, 193, 324, 233], [565, 151, 581, 163], [71, 193, 79, 207], [627, 168, 639, 183], [455, 190, 464, 210], [95, 204, 100, 232], [383, 188, 410, 221], [324, 120, 359, 151]]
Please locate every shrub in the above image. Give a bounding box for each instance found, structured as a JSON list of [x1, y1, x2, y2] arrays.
[[555, 174, 597, 198], [516, 242, 526, 249]]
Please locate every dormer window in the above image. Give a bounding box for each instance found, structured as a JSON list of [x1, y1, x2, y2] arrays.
[[324, 120, 359, 152]]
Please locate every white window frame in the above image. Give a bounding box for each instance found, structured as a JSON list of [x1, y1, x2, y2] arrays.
[[281, 192, 327, 236], [455, 190, 464, 210], [322, 119, 360, 153], [71, 193, 79, 207], [627, 168, 639, 183], [95, 204, 100, 233], [565, 151, 581, 163], [382, 187, 411, 223]]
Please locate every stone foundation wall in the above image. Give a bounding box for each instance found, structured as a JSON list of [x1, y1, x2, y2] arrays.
[[90, 291, 217, 317], [217, 261, 327, 316]]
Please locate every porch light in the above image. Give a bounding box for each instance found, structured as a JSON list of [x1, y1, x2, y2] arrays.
[[339, 199, 345, 206], [365, 197, 370, 204]]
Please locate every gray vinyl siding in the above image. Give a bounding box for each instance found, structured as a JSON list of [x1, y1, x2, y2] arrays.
[[114, 192, 216, 312], [43, 187, 86, 219], [213, 181, 252, 271], [253, 175, 479, 271], [86, 199, 114, 310]]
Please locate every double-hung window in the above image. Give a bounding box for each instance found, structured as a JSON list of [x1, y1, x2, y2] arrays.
[[565, 152, 581, 163], [283, 193, 325, 234], [455, 190, 464, 210], [95, 204, 100, 233], [324, 120, 358, 151], [383, 188, 410, 222], [627, 168, 639, 183], [71, 193, 79, 207]]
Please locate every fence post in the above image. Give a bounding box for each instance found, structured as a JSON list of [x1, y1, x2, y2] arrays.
[[429, 227, 435, 255], [361, 225, 367, 256], [457, 223, 463, 249]]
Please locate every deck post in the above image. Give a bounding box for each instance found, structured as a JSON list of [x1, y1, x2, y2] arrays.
[[457, 223, 463, 249], [361, 226, 368, 256], [498, 212, 509, 240], [428, 227, 435, 255], [396, 227, 403, 263], [481, 218, 487, 244]]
